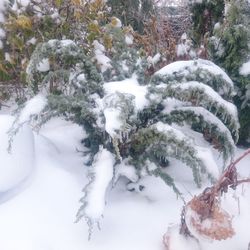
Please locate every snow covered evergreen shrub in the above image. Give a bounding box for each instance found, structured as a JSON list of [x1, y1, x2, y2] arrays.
[[14, 25, 239, 236]]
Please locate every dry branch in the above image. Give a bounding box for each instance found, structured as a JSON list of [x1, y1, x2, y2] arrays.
[[164, 149, 250, 249]]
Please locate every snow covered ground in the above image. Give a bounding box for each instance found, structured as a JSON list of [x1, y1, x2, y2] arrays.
[[0, 115, 249, 250]]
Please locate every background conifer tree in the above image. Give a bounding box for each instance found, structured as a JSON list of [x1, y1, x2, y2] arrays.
[[209, 0, 250, 145]]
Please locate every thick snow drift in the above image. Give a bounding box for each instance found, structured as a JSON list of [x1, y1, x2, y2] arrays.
[[0, 117, 249, 250], [0, 115, 34, 192]]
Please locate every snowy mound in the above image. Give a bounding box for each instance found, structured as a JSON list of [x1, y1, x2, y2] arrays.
[[0, 115, 35, 192]]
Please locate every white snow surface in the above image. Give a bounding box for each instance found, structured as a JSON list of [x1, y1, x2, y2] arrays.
[[103, 108, 123, 137], [155, 59, 234, 87], [125, 34, 133, 45], [196, 146, 219, 179], [147, 53, 161, 65], [114, 160, 138, 183], [163, 224, 201, 250], [93, 40, 112, 73], [19, 94, 47, 123], [103, 77, 148, 110], [0, 114, 250, 250], [0, 115, 34, 192], [239, 60, 250, 76], [156, 121, 188, 141], [36, 58, 50, 72]]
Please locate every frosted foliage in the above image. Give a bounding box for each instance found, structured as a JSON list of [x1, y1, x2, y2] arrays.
[[84, 148, 115, 221], [156, 121, 187, 141], [177, 106, 235, 149], [155, 122, 219, 179], [155, 59, 233, 89], [26, 39, 79, 87], [210, 36, 225, 57], [182, 82, 236, 115], [162, 98, 185, 113], [169, 81, 239, 132]]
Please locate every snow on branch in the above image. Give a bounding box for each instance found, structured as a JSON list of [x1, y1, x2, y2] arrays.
[[154, 59, 234, 97], [132, 122, 219, 188], [155, 122, 219, 180], [165, 81, 239, 139], [75, 147, 115, 239], [169, 106, 236, 162]]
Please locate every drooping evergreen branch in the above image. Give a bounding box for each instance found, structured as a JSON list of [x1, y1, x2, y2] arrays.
[[165, 81, 239, 139], [130, 123, 219, 187], [162, 107, 236, 162]]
